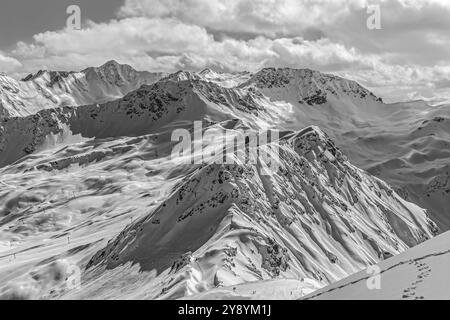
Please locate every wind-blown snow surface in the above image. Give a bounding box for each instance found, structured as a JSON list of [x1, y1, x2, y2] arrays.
[[0, 61, 165, 118], [302, 231, 450, 300], [0, 68, 440, 300]]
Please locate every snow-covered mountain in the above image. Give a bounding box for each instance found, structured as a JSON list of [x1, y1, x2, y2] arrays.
[[240, 67, 383, 106], [0, 61, 166, 118], [82, 125, 436, 299], [0, 65, 447, 300], [236, 68, 450, 231]]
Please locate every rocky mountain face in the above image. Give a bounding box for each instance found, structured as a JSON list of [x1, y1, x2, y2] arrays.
[[0, 65, 446, 300]]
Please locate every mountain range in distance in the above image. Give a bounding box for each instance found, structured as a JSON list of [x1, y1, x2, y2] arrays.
[[0, 61, 448, 299]]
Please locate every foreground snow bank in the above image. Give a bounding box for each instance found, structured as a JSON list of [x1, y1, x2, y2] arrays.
[[303, 231, 450, 300]]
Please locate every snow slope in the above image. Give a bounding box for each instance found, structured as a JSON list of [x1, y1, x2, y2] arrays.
[[303, 231, 450, 300]]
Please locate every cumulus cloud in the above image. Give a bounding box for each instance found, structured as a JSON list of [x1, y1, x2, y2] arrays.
[[10, 19, 376, 74], [117, 0, 367, 37]]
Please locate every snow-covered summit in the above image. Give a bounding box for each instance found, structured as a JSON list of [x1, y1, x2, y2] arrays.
[[241, 67, 382, 105], [82, 60, 164, 87]]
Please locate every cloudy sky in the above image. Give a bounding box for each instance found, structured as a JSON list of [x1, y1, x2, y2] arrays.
[[1, 0, 449, 103]]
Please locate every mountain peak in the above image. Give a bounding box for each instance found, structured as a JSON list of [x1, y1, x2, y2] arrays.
[[78, 60, 131, 75], [96, 60, 134, 72], [101, 59, 120, 67], [242, 67, 382, 104]]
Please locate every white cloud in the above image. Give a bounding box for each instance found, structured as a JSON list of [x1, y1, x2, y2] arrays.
[[10, 17, 376, 74], [117, 0, 368, 37]]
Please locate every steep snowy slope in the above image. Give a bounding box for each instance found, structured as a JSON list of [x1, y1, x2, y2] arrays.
[[238, 68, 450, 231], [0, 61, 165, 118], [303, 231, 450, 300]]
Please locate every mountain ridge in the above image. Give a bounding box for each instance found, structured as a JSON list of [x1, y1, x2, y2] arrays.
[[0, 61, 167, 118], [0, 62, 447, 300]]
